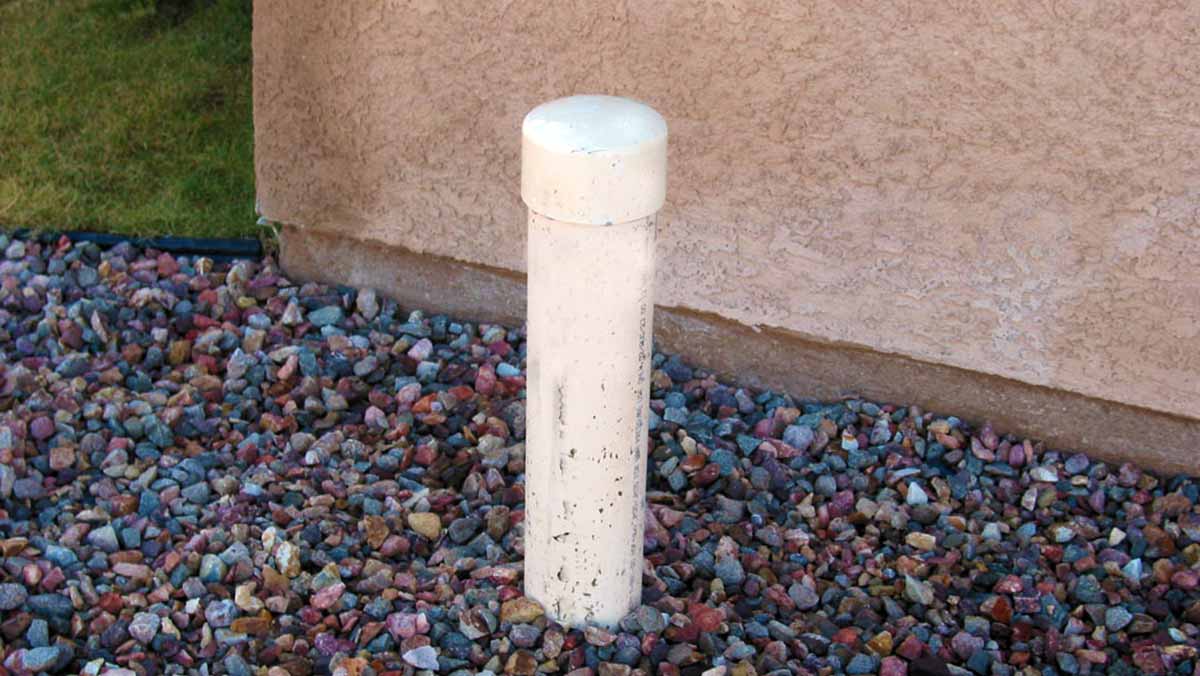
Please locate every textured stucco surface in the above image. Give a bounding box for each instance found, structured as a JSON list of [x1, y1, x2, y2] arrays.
[[255, 0, 1200, 421]]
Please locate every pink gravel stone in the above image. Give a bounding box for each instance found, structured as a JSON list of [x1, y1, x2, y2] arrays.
[[30, 416, 54, 440], [475, 364, 496, 396], [896, 634, 925, 660], [113, 562, 153, 580], [387, 612, 428, 640], [407, 338, 433, 361], [48, 446, 75, 471], [311, 582, 345, 609], [880, 656, 908, 676], [1171, 569, 1200, 590]]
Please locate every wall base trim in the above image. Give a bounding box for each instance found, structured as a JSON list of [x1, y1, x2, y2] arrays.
[[278, 224, 1199, 476]]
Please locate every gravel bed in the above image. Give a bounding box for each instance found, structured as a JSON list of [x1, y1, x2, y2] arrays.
[[0, 234, 1197, 676]]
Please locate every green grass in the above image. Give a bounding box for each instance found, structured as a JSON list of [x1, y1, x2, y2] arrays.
[[0, 0, 256, 238]]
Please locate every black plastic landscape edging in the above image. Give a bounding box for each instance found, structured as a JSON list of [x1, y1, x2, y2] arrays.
[[10, 229, 263, 261]]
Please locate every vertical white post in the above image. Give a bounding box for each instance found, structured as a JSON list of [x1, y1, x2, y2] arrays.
[[521, 95, 668, 627]]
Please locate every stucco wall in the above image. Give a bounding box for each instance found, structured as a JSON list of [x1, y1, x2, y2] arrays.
[[254, 0, 1200, 422]]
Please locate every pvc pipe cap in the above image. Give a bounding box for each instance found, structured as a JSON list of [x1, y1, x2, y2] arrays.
[[522, 95, 668, 225]]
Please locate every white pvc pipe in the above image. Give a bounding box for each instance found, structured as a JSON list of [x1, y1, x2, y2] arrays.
[[521, 95, 668, 627]]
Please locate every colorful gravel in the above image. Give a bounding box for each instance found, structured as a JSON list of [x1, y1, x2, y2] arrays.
[[0, 233, 1198, 676]]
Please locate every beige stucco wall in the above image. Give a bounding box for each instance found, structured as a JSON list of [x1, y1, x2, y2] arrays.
[[254, 0, 1200, 422]]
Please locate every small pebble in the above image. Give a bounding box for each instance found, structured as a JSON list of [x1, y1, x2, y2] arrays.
[[1106, 606, 1133, 632], [16, 646, 61, 672], [0, 583, 27, 611], [408, 512, 442, 539], [129, 612, 160, 644], [403, 645, 439, 670]]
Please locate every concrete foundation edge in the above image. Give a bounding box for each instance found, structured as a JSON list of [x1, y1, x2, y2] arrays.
[[278, 224, 1199, 476]]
